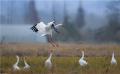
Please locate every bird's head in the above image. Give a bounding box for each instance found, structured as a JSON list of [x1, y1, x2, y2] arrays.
[[16, 55, 19, 59], [49, 21, 55, 27], [48, 21, 61, 34]]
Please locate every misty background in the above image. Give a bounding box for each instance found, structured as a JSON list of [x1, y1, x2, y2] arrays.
[[0, 0, 120, 43]]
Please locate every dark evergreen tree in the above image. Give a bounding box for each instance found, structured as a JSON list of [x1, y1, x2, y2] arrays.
[[95, 0, 120, 42], [7, 0, 15, 24], [52, 0, 56, 23], [75, 0, 85, 30], [25, 0, 39, 24], [54, 0, 80, 42]]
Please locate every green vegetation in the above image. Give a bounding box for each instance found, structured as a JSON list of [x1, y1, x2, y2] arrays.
[[0, 43, 120, 74], [0, 56, 120, 74]]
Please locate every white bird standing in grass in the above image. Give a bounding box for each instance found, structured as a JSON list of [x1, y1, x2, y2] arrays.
[[45, 53, 52, 69], [79, 51, 88, 66], [31, 21, 63, 47], [23, 57, 30, 70], [13, 55, 20, 70], [111, 51, 117, 65]]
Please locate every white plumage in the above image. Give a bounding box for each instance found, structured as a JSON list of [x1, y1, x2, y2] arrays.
[[45, 53, 52, 69], [13, 55, 20, 70], [79, 51, 88, 66], [31, 21, 63, 47], [31, 21, 63, 37], [54, 24, 63, 29], [111, 51, 117, 65], [36, 22, 48, 36], [23, 57, 30, 70]]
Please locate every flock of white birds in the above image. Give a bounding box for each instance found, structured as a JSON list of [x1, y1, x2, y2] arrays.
[[13, 56, 30, 70], [13, 51, 117, 71], [12, 21, 117, 71]]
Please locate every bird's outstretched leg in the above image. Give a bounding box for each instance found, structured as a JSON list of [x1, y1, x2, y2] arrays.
[[46, 35, 59, 48], [50, 35, 59, 47], [46, 35, 54, 47], [50, 36, 59, 48]]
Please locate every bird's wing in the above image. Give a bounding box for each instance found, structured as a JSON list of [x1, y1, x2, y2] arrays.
[[40, 34, 47, 37], [51, 24, 63, 34], [36, 22, 46, 34], [54, 24, 63, 29]]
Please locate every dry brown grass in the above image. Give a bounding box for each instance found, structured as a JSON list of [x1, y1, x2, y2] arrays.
[[0, 43, 120, 56]]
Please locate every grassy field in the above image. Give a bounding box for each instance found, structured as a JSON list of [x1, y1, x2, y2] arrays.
[[0, 43, 120, 74]]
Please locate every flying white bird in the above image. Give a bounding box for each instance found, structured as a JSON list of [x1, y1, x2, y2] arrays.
[[31, 21, 62, 47], [45, 53, 52, 69], [13, 55, 20, 70], [23, 57, 30, 70], [79, 51, 88, 66], [111, 51, 117, 65]]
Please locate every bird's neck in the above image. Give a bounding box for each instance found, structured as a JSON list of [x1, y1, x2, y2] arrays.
[[112, 53, 115, 59], [48, 53, 52, 60], [81, 51, 84, 59], [24, 60, 27, 65], [16, 57, 19, 65]]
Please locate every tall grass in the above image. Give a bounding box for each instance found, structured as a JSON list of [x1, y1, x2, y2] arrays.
[[0, 43, 120, 74], [0, 56, 120, 74], [0, 43, 120, 56]]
